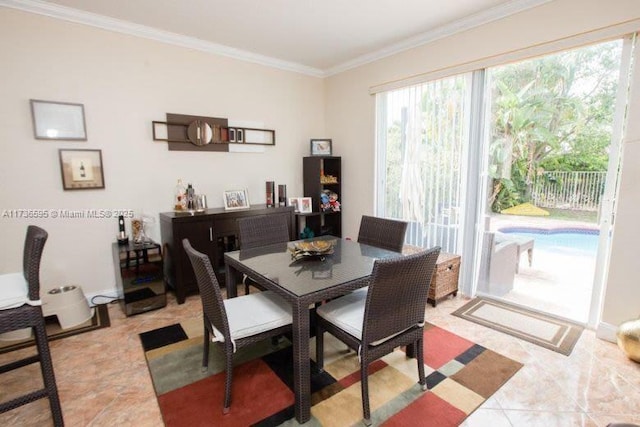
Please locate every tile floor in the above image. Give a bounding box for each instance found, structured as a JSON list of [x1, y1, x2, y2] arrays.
[[0, 292, 638, 426]]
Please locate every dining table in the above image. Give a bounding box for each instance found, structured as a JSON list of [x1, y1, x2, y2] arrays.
[[224, 235, 403, 424]]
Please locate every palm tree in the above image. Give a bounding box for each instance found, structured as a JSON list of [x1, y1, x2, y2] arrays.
[[488, 41, 621, 211]]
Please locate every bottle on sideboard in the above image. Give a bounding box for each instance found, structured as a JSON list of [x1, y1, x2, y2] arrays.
[[174, 179, 186, 211], [266, 181, 275, 207], [278, 184, 287, 207], [186, 184, 195, 210]]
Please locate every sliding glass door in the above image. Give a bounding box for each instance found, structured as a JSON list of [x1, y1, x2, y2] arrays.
[[375, 36, 634, 326], [479, 39, 627, 324]]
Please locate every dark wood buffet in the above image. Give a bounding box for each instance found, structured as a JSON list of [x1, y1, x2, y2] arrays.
[[160, 204, 295, 303]]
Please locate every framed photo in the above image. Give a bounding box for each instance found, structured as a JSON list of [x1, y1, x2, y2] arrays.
[[223, 189, 250, 210], [298, 197, 313, 213], [58, 149, 104, 190], [288, 197, 300, 212], [31, 99, 87, 141], [310, 139, 332, 156]]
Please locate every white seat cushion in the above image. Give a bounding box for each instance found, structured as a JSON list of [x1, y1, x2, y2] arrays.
[[317, 288, 421, 346], [211, 291, 292, 348], [317, 290, 367, 340], [0, 273, 28, 310]]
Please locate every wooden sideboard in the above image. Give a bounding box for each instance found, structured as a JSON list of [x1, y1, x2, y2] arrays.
[[160, 204, 295, 303]]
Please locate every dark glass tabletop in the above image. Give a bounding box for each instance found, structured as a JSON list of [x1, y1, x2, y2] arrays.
[[224, 236, 402, 297]]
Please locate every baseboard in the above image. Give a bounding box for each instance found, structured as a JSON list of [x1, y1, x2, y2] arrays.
[[596, 321, 618, 343]]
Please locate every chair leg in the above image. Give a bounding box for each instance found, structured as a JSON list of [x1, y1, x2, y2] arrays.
[[315, 324, 324, 371], [33, 322, 64, 427], [202, 325, 210, 371], [360, 356, 371, 426], [223, 349, 233, 414], [242, 274, 251, 295], [416, 336, 426, 391]]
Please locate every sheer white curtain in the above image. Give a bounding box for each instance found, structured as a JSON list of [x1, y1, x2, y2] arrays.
[[376, 75, 471, 253]]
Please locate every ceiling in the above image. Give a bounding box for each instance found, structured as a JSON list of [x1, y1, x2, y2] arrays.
[[3, 0, 550, 76]]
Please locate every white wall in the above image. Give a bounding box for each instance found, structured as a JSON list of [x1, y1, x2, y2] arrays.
[[0, 8, 325, 298], [324, 0, 640, 329]]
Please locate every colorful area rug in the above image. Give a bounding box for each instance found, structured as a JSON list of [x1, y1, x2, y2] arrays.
[[140, 318, 522, 426], [452, 297, 584, 356], [0, 303, 110, 354]]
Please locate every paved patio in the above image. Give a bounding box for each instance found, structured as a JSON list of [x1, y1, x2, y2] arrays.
[[486, 213, 599, 323]]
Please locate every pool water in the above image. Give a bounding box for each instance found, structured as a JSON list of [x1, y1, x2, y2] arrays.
[[498, 227, 600, 257]]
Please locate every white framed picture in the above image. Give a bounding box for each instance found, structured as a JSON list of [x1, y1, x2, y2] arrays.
[[298, 197, 313, 213], [223, 189, 250, 210], [31, 99, 87, 141], [288, 197, 300, 212]]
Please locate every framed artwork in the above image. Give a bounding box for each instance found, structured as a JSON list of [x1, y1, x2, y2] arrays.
[[298, 197, 313, 213], [31, 99, 87, 141], [288, 197, 300, 212], [223, 189, 250, 210], [310, 139, 332, 156], [58, 149, 104, 190]]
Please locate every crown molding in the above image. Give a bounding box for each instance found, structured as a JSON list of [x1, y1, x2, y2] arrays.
[[0, 0, 326, 77], [2, 0, 551, 78], [325, 0, 552, 76]]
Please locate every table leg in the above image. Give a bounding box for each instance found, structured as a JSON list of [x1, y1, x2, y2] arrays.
[[292, 301, 311, 423], [527, 248, 533, 267], [224, 264, 240, 298]]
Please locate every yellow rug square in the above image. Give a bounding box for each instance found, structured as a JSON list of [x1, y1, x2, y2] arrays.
[[431, 377, 484, 414], [312, 365, 415, 426]]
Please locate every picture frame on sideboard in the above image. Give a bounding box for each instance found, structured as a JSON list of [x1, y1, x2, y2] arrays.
[[298, 197, 313, 213], [288, 197, 300, 212], [223, 189, 250, 210]]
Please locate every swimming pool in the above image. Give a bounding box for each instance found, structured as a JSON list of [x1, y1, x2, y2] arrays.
[[497, 227, 600, 256]]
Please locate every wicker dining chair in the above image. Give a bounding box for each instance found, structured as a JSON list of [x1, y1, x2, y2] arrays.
[[357, 215, 408, 252], [182, 239, 292, 414], [0, 225, 63, 426], [238, 214, 291, 294], [315, 246, 440, 426]]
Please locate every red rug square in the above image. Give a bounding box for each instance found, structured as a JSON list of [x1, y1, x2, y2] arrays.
[[157, 358, 294, 426], [382, 392, 467, 426], [338, 359, 387, 388], [423, 326, 475, 369]]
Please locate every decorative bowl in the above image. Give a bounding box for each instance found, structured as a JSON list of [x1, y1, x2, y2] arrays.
[[289, 240, 334, 260]]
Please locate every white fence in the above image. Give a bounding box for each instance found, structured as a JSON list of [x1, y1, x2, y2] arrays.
[[532, 171, 606, 211]]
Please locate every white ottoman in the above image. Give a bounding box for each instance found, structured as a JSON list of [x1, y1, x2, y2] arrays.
[[42, 285, 94, 329]]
